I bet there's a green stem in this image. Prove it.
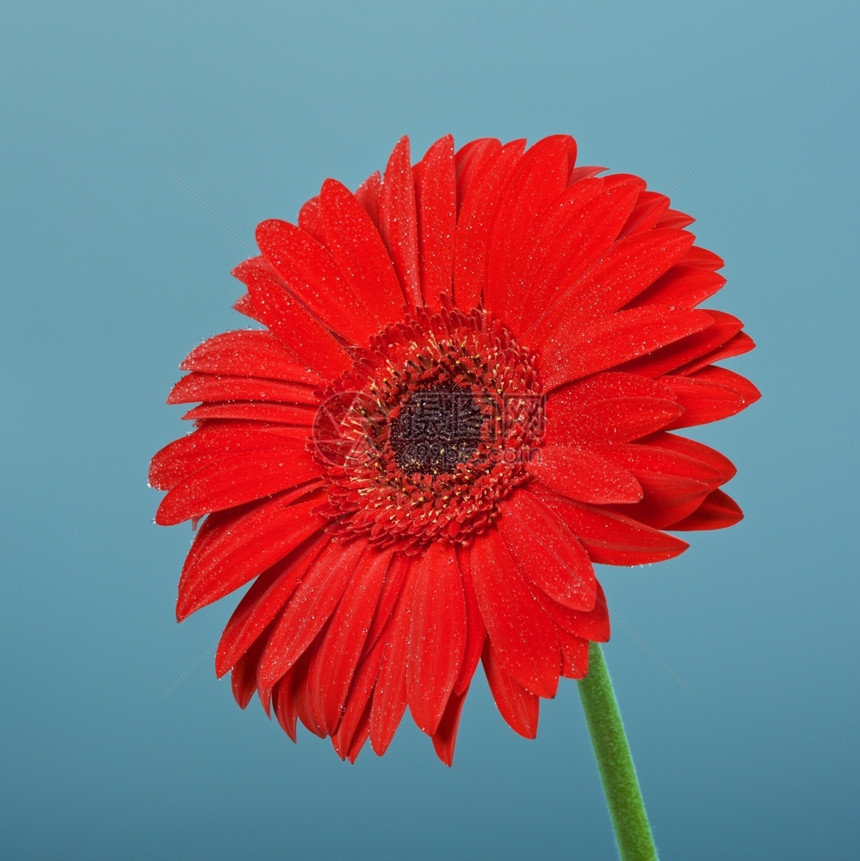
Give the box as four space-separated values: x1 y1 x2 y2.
578 644 658 861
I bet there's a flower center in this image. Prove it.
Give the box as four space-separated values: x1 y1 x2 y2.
388 381 484 475
312 306 544 551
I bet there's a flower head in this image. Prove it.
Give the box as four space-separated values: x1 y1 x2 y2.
150 135 758 764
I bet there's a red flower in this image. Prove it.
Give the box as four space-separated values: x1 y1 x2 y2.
151 135 758 764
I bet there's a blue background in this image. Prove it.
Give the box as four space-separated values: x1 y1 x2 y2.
3 1 858 858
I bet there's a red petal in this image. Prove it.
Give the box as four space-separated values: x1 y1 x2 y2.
406 543 467 735
232 258 352 379
568 165 606 183
670 488 743 530
559 633 590 679
528 445 643 505
354 171 383 228
602 173 646 195
677 331 756 374
687 365 760 405
618 309 744 378
619 190 671 237
610 467 713 530
546 374 684 444
255 219 379 343
272 674 299 741
291 653 326 737
230 634 268 709
431 687 468 766
541 306 713 390
661 371 757 428
181 402 316 426
257 538 367 693
307 545 393 734
150 425 308 490
593 440 732 488
298 626 341 736
233 291 264 325
379 136 421 306
683 246 723 269
630 265 726 310
454 137 502 204
520 180 642 338
363 554 412 653
560 228 695 322
453 139 526 310
482 642 539 738
656 207 695 229
180 330 324 386
484 135 577 326
215 538 329 677
370 569 415 755
453 544 486 696
176 492 327 620
537 490 689 565
342 709 372 763
298 196 326 242
167 372 319 406
156 442 320 525
550 370 676 407
497 490 598 610
318 178 406 323
534 579 610 643
639 432 737 481
507 177 606 331
467 529 560 698
330 634 386 760
413 135 456 310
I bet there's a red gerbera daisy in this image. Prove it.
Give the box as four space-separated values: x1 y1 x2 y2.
151 134 758 765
